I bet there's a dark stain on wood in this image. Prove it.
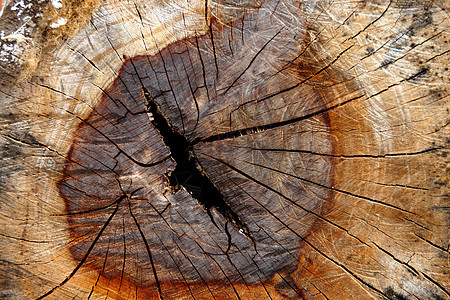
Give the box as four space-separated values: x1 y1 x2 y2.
54 0 343 298
143 86 253 241
385 287 409 300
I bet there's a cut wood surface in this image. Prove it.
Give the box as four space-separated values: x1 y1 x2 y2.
0 0 448 299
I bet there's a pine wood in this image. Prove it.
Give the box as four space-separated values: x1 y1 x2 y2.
0 0 448 299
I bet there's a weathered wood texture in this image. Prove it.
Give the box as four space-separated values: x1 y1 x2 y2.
0 0 448 299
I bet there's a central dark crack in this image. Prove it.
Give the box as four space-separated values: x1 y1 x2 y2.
143 88 252 239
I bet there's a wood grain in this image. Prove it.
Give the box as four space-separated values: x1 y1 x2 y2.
0 0 448 299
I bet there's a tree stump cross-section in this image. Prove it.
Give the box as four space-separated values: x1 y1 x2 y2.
57 2 333 297
0 0 448 299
